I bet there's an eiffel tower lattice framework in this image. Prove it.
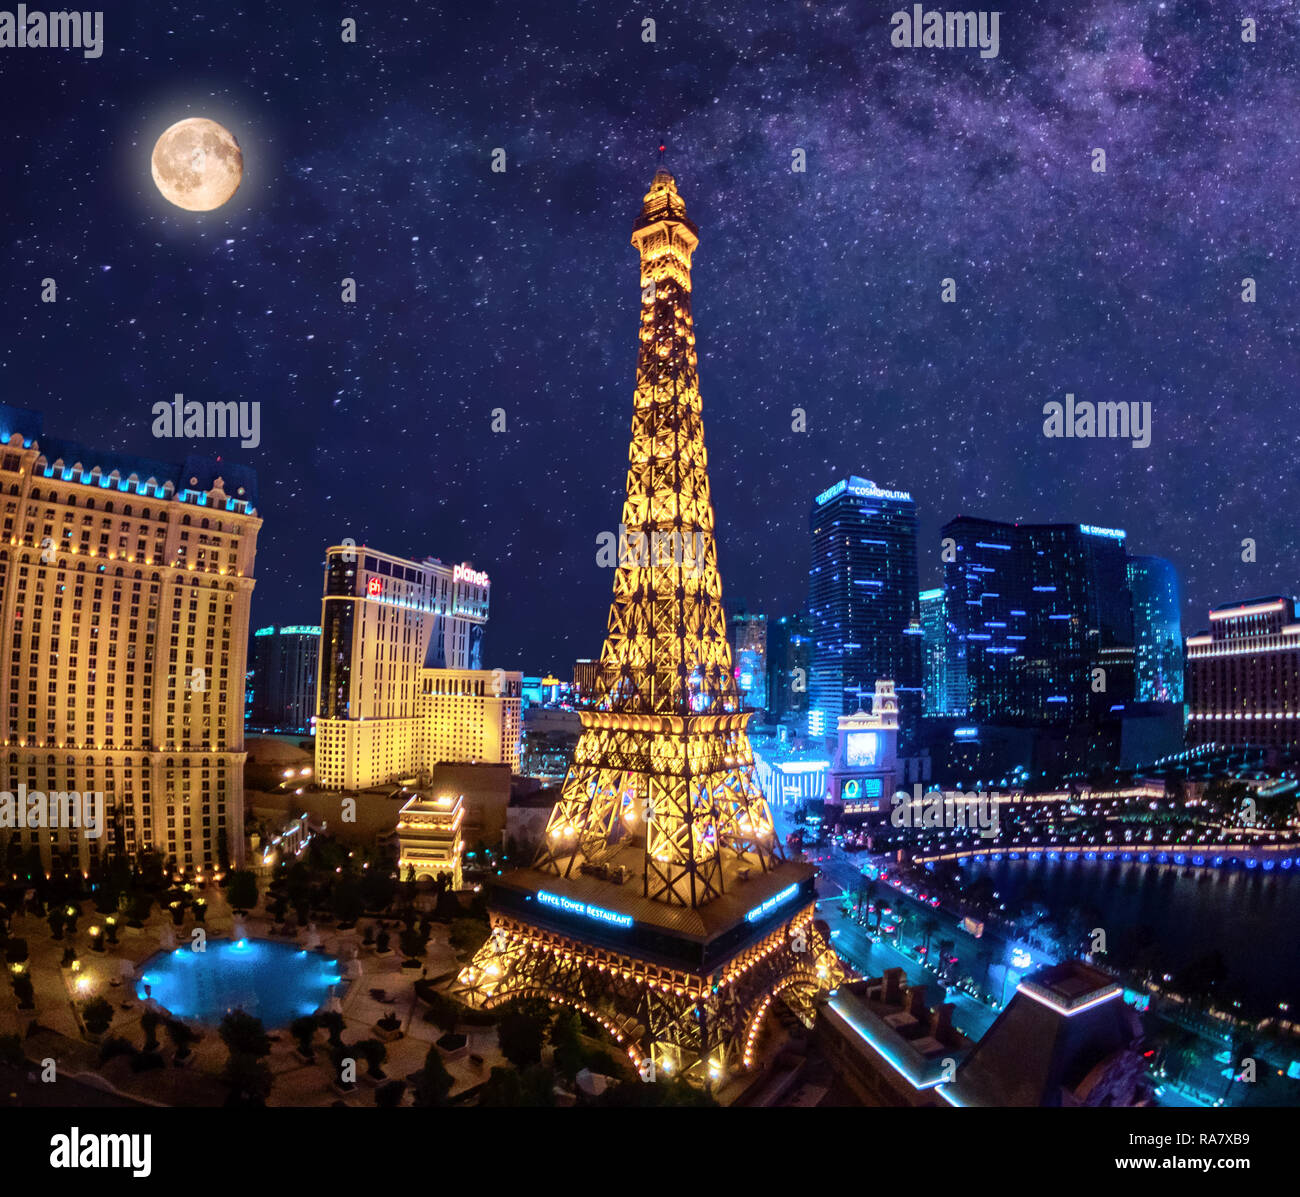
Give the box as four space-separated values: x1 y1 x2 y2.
454 169 843 1086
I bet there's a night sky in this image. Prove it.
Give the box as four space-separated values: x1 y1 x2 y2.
3 1 1298 674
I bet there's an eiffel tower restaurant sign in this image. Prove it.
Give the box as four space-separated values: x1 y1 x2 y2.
453 169 844 1085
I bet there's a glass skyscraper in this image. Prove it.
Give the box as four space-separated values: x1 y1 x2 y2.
940 518 1135 725
248 624 321 733
920 587 958 715
1127 555 1184 703
807 477 921 745
766 611 812 722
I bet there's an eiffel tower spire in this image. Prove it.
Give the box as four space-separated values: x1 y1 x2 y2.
534 170 779 907
453 171 843 1083
603 168 728 715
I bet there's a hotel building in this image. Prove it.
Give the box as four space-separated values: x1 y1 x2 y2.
314 545 520 789
0 403 259 876
808 477 922 746
920 587 957 716
1186 596 1300 749
248 623 319 733
824 680 900 824
1127 555 1184 704
766 611 812 723
940 518 1135 726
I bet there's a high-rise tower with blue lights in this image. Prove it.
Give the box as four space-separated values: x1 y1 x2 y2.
807 477 922 747
1127 555 1183 704
940 518 1135 726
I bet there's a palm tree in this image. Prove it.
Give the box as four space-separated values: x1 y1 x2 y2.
975 949 993 1001
920 917 939 965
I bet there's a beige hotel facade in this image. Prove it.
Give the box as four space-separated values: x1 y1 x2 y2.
0 404 259 878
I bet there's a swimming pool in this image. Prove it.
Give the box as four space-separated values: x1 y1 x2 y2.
136 938 343 1028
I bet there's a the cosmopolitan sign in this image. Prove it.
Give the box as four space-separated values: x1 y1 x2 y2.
744 883 799 924
454 563 489 587
1079 524 1126 541
815 478 913 507
538 890 633 929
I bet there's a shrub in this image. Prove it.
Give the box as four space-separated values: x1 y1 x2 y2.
0 1033 27 1067
98 1035 136 1065
82 997 114 1036
412 1045 454 1107
218 1010 271 1060
290 1015 318 1059
448 918 490 959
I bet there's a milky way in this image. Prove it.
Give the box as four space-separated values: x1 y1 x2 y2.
1 0 1296 670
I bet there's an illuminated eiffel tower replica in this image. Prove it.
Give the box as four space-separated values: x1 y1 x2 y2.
453 169 842 1084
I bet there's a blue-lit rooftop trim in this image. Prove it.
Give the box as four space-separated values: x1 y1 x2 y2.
828 995 959 1093
39 463 255 514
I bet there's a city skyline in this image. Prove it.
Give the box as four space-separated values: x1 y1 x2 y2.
3 2 1297 674
1 0 1298 1128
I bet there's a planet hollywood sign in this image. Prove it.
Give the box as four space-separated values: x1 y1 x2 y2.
454 563 489 588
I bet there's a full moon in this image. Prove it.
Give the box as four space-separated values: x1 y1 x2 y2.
150 117 243 212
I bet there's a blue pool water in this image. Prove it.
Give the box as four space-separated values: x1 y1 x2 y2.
136 938 343 1028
